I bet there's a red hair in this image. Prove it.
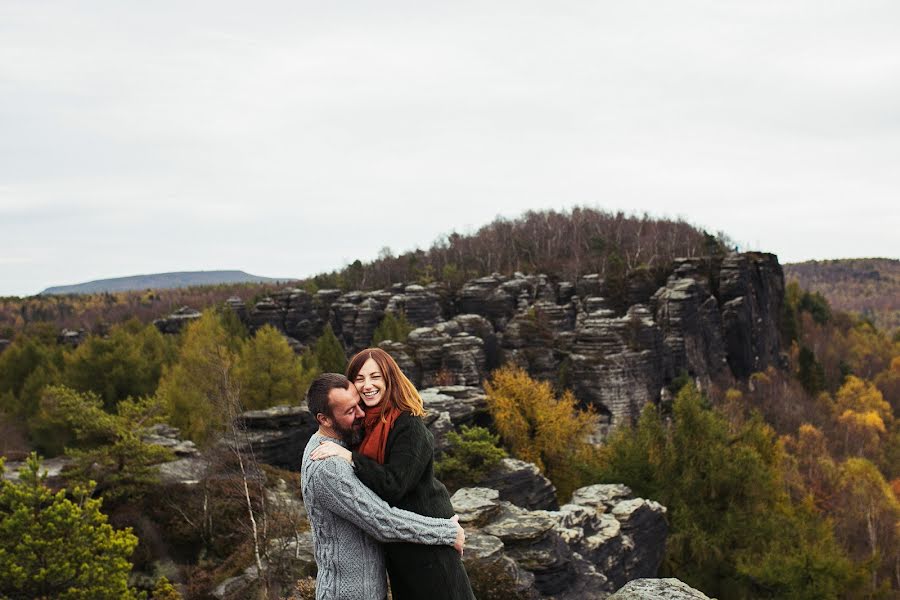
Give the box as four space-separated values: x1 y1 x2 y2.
346 347 425 420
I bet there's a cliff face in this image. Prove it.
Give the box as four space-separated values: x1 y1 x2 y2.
229 251 785 431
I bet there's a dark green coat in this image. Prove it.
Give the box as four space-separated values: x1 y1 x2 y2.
353 412 475 600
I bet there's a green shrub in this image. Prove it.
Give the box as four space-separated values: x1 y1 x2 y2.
435 426 507 492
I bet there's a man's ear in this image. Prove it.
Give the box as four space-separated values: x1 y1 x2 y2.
315 412 331 427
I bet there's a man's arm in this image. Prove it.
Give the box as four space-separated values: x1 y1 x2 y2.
310 457 458 546
351 414 431 505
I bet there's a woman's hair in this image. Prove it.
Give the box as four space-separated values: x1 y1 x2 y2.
346 347 425 419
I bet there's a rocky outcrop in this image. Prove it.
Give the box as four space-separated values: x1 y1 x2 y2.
230 405 320 471
0 338 9 354
480 458 559 511
419 386 490 428
154 306 201 334
452 483 667 598
58 328 87 347
143 424 199 457
166 251 785 433
718 253 784 378
651 265 727 386
608 578 712 600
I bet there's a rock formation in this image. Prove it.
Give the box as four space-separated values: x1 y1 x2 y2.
195 252 786 433
153 306 202 334
452 483 668 599
608 578 712 600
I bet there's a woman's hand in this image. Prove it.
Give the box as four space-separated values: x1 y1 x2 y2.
310 440 352 463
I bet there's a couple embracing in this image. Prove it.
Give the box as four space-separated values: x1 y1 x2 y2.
300 347 476 600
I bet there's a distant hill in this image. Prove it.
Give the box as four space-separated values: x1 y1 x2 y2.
784 258 900 333
40 270 292 295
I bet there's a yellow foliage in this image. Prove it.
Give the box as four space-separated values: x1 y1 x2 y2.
484 364 598 499
834 376 892 425
837 410 886 434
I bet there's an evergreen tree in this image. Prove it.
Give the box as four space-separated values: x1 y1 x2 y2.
0 334 64 419
0 454 141 599
312 323 347 374
434 426 507 492
798 345 826 396
371 310 414 345
234 325 316 410
594 385 859 599
63 320 173 411
155 311 235 445
35 386 173 505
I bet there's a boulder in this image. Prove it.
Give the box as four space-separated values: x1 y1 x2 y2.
143 424 199 457
419 386 488 428
608 578 712 600
480 458 559 511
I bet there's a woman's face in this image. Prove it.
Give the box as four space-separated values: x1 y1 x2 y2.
354 357 385 408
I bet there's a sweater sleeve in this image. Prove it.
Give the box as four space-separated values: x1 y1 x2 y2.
309 456 457 546
352 414 432 505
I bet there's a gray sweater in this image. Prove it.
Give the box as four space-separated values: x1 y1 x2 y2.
301 433 458 600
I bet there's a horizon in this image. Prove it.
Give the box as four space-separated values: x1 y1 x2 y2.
2 1 899 297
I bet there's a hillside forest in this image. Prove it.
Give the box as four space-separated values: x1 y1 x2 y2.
785 258 900 334
0 208 898 599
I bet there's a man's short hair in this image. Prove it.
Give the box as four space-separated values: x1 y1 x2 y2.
306 373 351 418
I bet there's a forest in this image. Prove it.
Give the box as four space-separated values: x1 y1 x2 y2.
785 258 900 334
0 209 897 599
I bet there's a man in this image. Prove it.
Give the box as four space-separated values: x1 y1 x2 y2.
301 373 465 600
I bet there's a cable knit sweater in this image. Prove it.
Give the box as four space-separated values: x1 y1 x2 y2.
301 432 458 600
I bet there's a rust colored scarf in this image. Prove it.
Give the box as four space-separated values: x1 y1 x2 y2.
358 403 402 464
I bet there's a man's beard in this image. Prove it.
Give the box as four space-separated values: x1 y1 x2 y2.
333 418 364 447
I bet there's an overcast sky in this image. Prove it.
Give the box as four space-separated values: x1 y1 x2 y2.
1 1 898 297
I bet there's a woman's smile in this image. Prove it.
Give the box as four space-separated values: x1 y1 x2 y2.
356 357 385 407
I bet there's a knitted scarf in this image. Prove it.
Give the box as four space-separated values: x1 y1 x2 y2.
358 402 402 464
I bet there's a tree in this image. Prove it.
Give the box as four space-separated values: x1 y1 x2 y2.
63 320 173 411
832 376 893 460
435 426 507 492
371 310 414 346
311 323 347 374
234 325 315 410
832 458 900 591
484 365 597 499
0 334 64 420
0 454 141 599
155 311 235 445
35 385 173 505
798 345 826 396
594 385 859 599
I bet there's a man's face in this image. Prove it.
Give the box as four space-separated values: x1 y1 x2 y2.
323 385 365 445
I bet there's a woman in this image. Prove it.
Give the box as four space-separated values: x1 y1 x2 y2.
310 347 475 600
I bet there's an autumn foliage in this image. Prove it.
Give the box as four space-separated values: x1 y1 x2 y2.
484 365 599 500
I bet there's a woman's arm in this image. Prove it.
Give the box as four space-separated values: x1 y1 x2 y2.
353 414 433 505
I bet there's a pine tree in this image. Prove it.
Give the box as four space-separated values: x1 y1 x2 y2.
312 323 347 374
63 320 172 411
35 386 173 505
371 310 414 345
595 384 860 598
155 311 235 445
234 325 316 410
0 454 141 599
